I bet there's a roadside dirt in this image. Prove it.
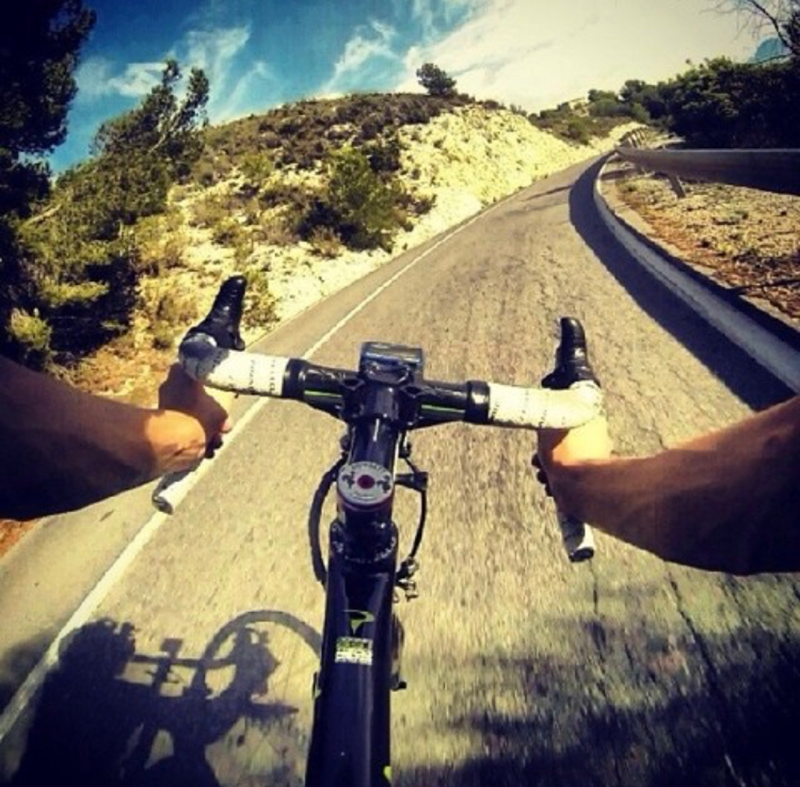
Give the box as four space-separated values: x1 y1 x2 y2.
0 520 35 556
608 165 800 325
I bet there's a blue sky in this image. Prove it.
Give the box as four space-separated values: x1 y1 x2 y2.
52 0 765 172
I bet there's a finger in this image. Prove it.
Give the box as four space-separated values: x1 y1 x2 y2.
536 474 553 496
205 435 223 459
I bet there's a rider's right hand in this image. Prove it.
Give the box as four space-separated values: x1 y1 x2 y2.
534 417 614 519
533 317 612 508
536 417 614 473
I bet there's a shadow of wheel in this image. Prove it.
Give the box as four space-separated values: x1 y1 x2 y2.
142 610 322 787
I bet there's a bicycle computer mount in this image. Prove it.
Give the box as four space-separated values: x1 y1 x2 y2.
359 342 425 380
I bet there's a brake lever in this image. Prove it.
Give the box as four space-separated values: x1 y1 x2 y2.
152 276 247 514
538 317 600 563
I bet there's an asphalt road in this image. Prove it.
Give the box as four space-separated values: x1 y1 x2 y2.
1 157 799 786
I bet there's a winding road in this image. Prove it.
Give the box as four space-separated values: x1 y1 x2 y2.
1 157 798 786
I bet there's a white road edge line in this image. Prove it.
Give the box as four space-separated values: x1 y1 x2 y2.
0 197 506 744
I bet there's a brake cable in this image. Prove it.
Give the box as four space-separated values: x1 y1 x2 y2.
394 453 428 600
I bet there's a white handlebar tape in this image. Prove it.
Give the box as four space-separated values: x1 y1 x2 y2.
152 462 201 515
153 337 605 521
557 512 596 562
487 380 602 429
179 335 290 396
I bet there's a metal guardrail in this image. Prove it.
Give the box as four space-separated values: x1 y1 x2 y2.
614 146 800 196
594 173 800 390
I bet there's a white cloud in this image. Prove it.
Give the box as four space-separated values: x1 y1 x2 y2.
184 26 251 89
214 60 278 121
75 25 251 109
409 0 485 38
180 25 254 119
322 20 400 94
110 62 167 97
395 0 760 111
75 57 114 98
410 0 437 36
75 57 164 99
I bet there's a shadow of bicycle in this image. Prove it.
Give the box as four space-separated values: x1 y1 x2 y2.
7 611 321 787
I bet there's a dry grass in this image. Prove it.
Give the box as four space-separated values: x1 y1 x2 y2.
614 172 800 321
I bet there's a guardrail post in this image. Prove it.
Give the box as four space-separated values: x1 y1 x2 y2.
667 174 686 198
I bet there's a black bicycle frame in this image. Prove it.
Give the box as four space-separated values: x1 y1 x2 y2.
174 278 598 786
305 383 404 787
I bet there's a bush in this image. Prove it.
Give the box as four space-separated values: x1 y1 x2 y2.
416 63 457 98
190 195 229 229
412 193 436 215
301 147 403 251
367 136 402 174
193 159 217 186
327 147 402 249
308 226 342 258
133 213 187 275
211 216 244 246
243 264 277 330
16 215 138 359
8 308 52 367
588 98 631 118
148 288 197 349
564 117 592 144
238 150 273 185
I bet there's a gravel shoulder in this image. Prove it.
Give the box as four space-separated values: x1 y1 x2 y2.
604 160 800 330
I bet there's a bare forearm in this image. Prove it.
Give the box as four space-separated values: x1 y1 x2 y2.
0 358 205 519
550 397 800 574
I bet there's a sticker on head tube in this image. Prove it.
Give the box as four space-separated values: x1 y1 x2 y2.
335 636 374 666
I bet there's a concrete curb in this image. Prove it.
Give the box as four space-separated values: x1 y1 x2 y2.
593 158 800 392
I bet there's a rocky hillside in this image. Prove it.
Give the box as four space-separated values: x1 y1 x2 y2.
73 95 637 399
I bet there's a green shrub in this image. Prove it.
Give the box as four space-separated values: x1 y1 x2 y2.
193 159 217 186
211 217 244 246
260 209 301 245
413 193 436 215
588 98 631 118
148 289 197 349
564 117 592 144
152 323 176 350
232 230 254 267
309 226 342 258
238 150 274 185
319 147 403 250
242 264 277 330
16 216 139 359
155 290 196 325
8 309 52 367
190 195 228 229
134 213 187 274
367 136 402 174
